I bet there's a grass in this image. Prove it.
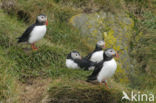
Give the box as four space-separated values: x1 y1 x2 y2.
0 0 155 102
0 0 125 102
0 47 20 103
48 79 123 103
125 0 156 90
0 3 117 102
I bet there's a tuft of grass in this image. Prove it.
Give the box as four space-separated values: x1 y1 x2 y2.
48 79 123 103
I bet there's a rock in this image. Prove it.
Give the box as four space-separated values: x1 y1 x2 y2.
1 0 16 14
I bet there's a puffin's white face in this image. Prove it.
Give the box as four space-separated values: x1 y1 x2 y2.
105 48 116 58
37 14 48 25
97 40 105 48
71 52 81 59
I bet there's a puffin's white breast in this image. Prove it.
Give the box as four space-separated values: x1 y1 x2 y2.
66 59 79 69
28 25 47 44
97 59 117 83
90 51 104 63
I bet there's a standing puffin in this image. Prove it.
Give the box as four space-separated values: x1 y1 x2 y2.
84 40 106 63
87 48 119 87
17 14 48 50
66 51 96 70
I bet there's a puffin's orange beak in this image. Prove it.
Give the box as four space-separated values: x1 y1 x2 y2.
46 20 48 25
115 52 119 58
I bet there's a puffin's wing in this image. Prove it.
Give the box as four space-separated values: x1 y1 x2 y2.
74 59 88 68
17 24 35 43
87 61 103 81
74 58 96 69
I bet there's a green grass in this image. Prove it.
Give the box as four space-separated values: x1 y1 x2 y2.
0 1 125 102
0 0 156 102
126 0 156 90
0 47 20 103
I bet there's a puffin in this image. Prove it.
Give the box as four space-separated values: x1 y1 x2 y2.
87 48 119 87
17 14 48 50
84 40 106 63
66 51 96 70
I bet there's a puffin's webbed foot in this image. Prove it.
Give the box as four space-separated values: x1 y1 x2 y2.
31 43 38 50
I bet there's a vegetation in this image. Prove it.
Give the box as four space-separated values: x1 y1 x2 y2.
0 0 155 103
125 0 156 90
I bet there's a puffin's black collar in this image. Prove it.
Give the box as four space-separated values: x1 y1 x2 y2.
94 45 103 52
103 53 113 61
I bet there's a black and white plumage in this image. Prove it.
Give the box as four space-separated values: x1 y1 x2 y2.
66 51 96 70
17 14 48 50
87 48 118 84
84 40 105 63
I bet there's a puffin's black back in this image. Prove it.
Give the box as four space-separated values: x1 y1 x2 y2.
17 24 35 43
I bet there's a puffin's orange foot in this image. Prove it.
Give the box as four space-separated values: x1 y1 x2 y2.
31 43 38 50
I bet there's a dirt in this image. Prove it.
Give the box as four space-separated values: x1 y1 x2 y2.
19 78 51 103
